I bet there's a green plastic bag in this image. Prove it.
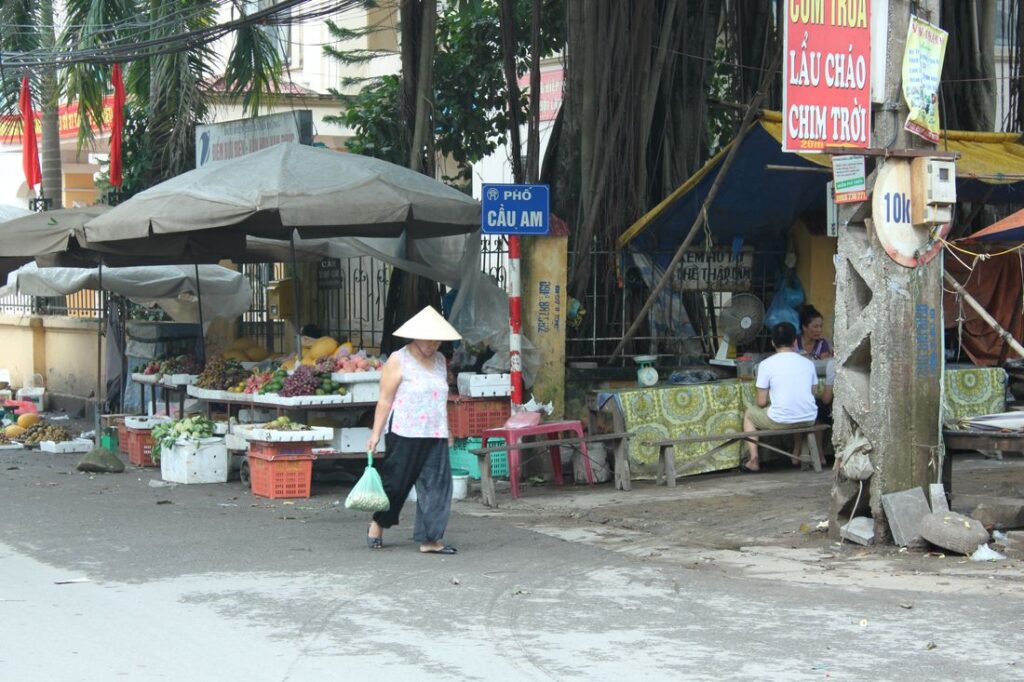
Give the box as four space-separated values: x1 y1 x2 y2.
345 451 390 512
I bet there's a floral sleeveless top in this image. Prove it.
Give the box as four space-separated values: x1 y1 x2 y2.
387 345 449 439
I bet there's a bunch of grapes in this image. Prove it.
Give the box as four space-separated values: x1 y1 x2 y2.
279 365 322 396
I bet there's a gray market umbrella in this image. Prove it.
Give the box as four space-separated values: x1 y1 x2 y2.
83 143 481 243
0 204 247 266
0 204 31 223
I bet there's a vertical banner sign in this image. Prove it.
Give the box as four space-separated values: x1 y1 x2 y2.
902 16 948 144
832 154 867 203
783 0 871 153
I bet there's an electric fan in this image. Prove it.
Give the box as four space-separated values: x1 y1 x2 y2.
709 294 765 366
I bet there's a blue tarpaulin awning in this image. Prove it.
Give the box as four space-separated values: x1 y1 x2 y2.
620 111 1024 255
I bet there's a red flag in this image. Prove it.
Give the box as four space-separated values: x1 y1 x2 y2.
18 76 41 191
110 64 125 188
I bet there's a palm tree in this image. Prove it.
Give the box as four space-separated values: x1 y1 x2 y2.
1 0 283 201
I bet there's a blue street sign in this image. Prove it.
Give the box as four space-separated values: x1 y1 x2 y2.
481 183 550 235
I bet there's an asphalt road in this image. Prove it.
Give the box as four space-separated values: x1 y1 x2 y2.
1 447 1022 681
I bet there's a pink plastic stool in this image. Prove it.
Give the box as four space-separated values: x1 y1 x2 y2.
480 420 594 498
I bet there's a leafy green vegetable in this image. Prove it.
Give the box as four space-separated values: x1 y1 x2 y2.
151 416 216 462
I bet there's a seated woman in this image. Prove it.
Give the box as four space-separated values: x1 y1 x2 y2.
797 305 832 359
741 322 819 472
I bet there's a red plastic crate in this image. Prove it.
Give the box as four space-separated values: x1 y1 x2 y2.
116 420 129 455
447 395 511 438
126 428 156 467
248 441 314 459
248 451 314 499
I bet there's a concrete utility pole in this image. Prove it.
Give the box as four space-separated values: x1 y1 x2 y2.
830 0 944 542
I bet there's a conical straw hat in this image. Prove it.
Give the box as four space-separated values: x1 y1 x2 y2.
393 305 462 341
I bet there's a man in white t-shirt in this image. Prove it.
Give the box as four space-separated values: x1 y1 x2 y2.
741 322 818 472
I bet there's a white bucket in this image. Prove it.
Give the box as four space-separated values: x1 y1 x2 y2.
451 468 470 500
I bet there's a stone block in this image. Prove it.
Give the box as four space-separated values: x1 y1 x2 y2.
969 497 1024 530
998 530 1024 552
881 487 931 547
928 483 949 512
840 516 875 545
919 511 990 555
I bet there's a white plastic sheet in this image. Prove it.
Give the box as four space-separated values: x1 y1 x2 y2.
0 262 251 323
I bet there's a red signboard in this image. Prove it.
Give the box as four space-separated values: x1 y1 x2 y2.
782 0 871 153
0 95 115 144
517 66 564 123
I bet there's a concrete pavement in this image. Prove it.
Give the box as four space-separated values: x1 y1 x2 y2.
1 447 1022 681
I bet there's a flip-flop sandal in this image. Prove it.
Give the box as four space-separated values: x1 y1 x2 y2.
367 525 383 550
420 545 457 555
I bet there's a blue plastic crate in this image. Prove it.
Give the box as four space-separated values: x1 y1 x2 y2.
449 437 508 479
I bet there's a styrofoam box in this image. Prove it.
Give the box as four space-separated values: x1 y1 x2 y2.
457 372 512 397
160 437 228 484
16 387 47 411
40 438 93 453
238 408 274 423
331 370 382 384
163 373 199 386
349 382 380 403
239 425 334 443
186 385 220 400
213 422 229 436
131 373 161 385
125 415 171 430
224 433 248 451
335 427 385 453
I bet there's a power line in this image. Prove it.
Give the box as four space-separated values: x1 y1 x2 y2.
1 0 364 69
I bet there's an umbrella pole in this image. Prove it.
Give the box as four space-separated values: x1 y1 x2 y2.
289 232 304 357
194 262 207 363
95 262 103 448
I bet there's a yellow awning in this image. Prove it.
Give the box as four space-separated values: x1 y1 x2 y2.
758 110 1024 183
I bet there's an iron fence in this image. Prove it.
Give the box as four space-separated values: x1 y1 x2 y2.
566 248 786 364
240 263 287 352
0 233 784 365
318 256 390 351
0 290 105 318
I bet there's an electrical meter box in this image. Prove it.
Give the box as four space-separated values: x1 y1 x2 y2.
911 157 956 226
266 278 294 320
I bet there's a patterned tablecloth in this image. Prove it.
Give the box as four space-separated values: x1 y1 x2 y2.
612 367 1006 479
943 366 1007 424
615 380 757 479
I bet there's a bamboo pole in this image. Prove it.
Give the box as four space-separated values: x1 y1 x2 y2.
944 270 1024 358
609 49 781 361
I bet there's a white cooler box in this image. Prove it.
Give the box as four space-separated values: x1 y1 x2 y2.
160 437 229 484
16 387 47 412
334 427 385 454
457 372 512 397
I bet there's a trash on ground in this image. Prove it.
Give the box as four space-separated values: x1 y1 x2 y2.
969 543 1007 562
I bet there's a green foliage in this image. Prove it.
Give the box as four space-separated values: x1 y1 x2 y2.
224 22 283 116
327 0 564 185
707 41 739 157
327 75 407 167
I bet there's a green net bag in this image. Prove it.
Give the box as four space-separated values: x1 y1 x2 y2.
345 451 390 512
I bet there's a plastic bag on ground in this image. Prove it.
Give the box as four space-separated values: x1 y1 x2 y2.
345 454 390 512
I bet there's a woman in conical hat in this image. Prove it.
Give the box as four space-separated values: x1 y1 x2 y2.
366 305 461 555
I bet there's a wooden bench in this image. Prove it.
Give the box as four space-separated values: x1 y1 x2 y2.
469 431 633 507
644 424 830 487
